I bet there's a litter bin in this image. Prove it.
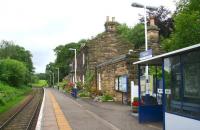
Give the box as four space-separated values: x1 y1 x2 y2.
71 88 77 98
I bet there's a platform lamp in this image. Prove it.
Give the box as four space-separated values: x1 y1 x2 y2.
56 67 59 90
131 2 157 94
69 48 77 89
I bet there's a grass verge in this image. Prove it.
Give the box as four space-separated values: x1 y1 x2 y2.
31 80 47 87
0 83 31 115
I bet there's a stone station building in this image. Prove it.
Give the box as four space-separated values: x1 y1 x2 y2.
69 16 162 104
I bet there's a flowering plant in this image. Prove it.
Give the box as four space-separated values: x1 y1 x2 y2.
132 100 139 106
68 82 74 87
132 97 139 113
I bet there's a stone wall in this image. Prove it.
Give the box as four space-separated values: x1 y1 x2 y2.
96 54 139 104
70 16 164 103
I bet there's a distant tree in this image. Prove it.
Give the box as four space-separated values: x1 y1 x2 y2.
130 24 145 48
36 73 46 80
139 6 174 38
0 59 28 87
116 23 144 48
162 0 200 51
0 40 34 72
53 42 81 80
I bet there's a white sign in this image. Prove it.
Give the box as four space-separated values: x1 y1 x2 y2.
158 88 163 94
157 89 171 94
165 89 171 94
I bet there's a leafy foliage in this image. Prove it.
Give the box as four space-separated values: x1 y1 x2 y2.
83 70 94 92
0 83 31 113
78 89 90 97
116 23 144 48
100 93 113 102
31 80 47 87
139 6 174 38
0 40 34 72
162 0 200 51
0 59 28 87
46 41 82 85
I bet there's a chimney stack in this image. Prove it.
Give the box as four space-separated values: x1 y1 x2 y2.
149 16 155 26
106 16 109 22
112 17 115 22
105 16 118 32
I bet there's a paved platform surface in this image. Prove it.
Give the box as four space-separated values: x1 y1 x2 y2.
40 89 59 130
39 88 163 130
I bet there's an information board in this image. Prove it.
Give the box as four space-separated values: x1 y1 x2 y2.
118 75 128 92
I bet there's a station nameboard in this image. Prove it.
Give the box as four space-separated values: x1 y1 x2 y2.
139 49 152 60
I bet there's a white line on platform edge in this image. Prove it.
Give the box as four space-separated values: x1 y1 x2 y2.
35 88 46 130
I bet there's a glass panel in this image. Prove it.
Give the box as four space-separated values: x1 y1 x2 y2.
182 50 200 119
140 66 162 106
164 56 182 113
165 49 200 120
119 75 127 92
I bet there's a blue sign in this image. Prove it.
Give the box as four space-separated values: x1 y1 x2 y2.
139 49 152 60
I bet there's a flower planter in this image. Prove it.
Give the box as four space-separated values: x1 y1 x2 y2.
132 105 138 113
132 97 139 113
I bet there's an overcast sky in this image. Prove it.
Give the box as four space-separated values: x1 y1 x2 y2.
0 0 177 73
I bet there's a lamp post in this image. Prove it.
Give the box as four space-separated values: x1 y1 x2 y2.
49 74 52 87
131 2 157 94
56 67 59 90
69 48 77 89
52 72 55 87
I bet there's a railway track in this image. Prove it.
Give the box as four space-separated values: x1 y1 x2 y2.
0 88 44 130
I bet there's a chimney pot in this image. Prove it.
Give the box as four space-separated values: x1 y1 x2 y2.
150 16 155 26
112 17 115 22
106 16 109 22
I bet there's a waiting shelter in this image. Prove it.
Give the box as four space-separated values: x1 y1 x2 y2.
133 44 200 130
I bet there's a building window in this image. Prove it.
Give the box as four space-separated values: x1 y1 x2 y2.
165 49 200 120
83 53 85 65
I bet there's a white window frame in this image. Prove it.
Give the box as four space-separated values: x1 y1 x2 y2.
83 53 85 65
98 73 101 90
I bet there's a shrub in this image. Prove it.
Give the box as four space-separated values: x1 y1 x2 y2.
58 80 68 90
101 93 113 102
78 90 90 97
83 70 94 92
76 81 84 90
0 59 28 87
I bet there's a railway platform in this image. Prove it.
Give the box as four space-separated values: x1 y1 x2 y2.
36 88 162 130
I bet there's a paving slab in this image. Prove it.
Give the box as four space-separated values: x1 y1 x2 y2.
41 89 59 130
50 88 163 130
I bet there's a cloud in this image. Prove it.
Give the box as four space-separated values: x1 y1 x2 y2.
0 0 176 73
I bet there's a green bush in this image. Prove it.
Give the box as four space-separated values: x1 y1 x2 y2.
31 80 48 87
78 90 90 97
101 93 113 102
133 97 138 102
58 80 68 90
0 82 31 106
0 59 28 87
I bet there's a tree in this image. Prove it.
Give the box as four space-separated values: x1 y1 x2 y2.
162 0 200 51
116 23 144 48
36 73 46 80
0 40 34 72
53 42 81 79
139 6 174 38
0 59 28 87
